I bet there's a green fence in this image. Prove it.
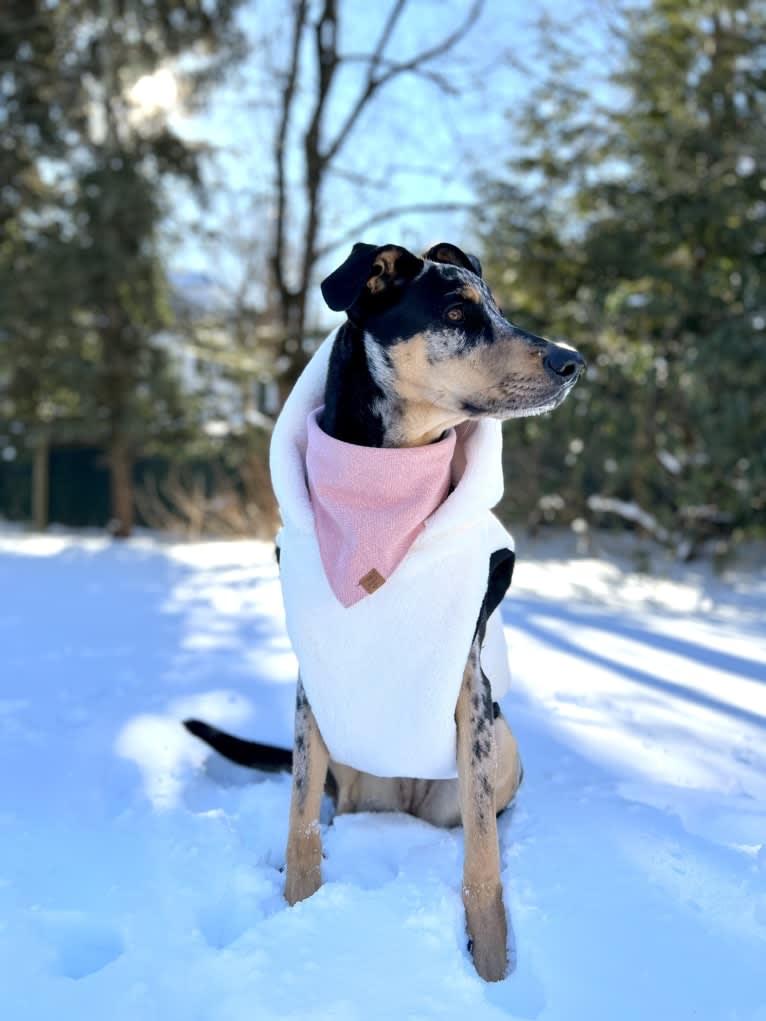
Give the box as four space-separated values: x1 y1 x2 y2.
0 447 225 529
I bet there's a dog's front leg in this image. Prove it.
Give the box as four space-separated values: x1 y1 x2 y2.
456 637 509 982
285 678 329 905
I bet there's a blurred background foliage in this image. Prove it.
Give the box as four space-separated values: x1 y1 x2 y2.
481 0 766 554
0 0 763 554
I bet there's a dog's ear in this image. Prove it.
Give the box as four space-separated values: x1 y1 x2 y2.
423 242 483 279
321 243 424 312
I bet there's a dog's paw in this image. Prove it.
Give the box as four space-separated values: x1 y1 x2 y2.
285 828 323 905
470 930 508 983
284 865 322 906
464 888 509 982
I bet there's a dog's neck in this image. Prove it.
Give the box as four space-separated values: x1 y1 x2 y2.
320 322 463 448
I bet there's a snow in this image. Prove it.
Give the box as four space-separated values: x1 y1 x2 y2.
1 526 765 1020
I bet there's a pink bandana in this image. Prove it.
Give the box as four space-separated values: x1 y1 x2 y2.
305 408 456 607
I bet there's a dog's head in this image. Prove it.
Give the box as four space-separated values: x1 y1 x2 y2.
321 242 584 422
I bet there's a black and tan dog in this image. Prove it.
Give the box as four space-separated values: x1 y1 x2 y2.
185 241 583 982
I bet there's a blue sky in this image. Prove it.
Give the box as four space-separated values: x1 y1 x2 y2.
168 0 611 316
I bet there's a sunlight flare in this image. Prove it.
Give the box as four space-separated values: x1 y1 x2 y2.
128 67 179 118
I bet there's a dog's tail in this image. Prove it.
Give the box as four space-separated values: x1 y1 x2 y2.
183 719 293 772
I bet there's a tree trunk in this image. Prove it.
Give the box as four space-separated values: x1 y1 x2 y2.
32 430 49 532
109 434 134 538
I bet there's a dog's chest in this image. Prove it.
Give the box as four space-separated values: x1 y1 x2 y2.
278 511 512 780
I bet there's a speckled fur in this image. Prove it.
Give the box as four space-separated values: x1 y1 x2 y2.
284 243 583 981
189 242 583 983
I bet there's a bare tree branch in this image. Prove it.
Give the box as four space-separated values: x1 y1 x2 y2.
265 0 487 398
327 159 460 195
404 65 461 95
316 201 475 258
321 0 485 167
328 166 387 189
339 54 460 94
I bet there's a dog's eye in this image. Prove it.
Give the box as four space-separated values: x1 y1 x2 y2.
446 305 464 322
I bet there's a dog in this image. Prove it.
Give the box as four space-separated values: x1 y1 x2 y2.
185 241 584 982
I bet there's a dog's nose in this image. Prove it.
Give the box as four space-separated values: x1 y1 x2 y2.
543 344 585 380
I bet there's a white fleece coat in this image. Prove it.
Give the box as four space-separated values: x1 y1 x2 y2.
270 328 514 780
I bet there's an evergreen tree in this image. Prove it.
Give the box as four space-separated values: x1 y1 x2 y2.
479 0 766 547
0 0 244 535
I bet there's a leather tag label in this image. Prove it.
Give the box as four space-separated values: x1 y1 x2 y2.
358 568 386 594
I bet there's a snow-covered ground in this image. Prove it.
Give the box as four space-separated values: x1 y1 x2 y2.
1 527 765 1020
